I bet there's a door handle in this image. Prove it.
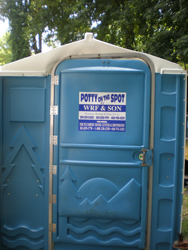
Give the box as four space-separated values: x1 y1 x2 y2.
141 148 148 167
139 148 153 167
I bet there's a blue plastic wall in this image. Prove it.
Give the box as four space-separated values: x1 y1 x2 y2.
0 76 51 250
150 73 185 250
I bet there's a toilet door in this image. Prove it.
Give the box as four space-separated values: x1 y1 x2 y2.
53 59 151 250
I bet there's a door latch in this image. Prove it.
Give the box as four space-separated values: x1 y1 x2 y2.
139 148 152 167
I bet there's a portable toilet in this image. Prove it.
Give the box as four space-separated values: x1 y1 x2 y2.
0 33 187 250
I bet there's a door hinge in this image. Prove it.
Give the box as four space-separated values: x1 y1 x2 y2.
50 105 58 115
141 148 153 167
50 165 57 175
49 223 56 232
49 194 56 204
51 75 59 85
50 135 58 145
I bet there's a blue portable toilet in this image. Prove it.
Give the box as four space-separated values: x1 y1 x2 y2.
0 33 187 250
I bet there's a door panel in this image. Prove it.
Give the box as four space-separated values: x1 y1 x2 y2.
59 67 149 146
53 59 151 250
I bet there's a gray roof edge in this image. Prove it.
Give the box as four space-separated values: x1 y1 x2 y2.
0 33 186 76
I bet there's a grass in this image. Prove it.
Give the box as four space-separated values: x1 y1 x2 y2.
182 186 188 237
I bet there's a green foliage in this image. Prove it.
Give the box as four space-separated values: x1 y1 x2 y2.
140 0 188 68
0 0 46 61
182 187 188 238
0 32 12 65
0 0 31 60
0 0 188 68
41 0 91 45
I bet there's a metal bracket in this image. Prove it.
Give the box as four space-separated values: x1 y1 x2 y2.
141 148 153 167
49 194 56 204
50 106 58 115
51 75 59 85
49 223 56 232
161 68 187 75
50 135 58 145
50 165 57 175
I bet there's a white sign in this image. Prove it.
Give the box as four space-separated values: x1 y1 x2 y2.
79 92 126 132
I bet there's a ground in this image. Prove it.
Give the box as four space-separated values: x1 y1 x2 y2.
182 185 188 237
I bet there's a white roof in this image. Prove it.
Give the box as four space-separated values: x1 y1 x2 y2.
0 33 186 76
